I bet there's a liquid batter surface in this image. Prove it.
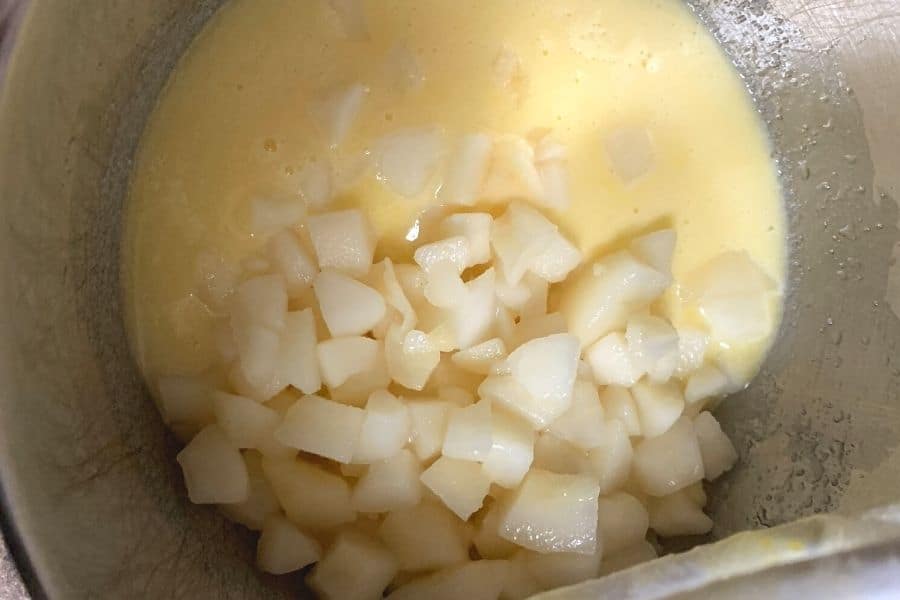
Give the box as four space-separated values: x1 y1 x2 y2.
124 0 785 382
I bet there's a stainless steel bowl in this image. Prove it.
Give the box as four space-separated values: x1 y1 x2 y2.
0 1 898 597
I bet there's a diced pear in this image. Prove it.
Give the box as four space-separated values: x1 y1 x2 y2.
688 252 776 344
228 362 284 404
385 327 441 391
408 400 452 461
440 134 493 206
262 456 355 529
699 295 772 345
230 274 288 385
688 250 776 298
675 327 709 377
257 514 321 575
629 229 676 281
315 270 386 336
387 560 509 600
308 529 399 600
317 336 380 389
585 332 643 387
626 315 679 383
549 380 606 450
502 553 543 600
495 305 517 348
604 126 655 184
424 261 467 308
375 127 445 198
586 419 633 494
212 392 284 452
490 203 557 285
177 425 249 504
451 268 497 350
596 492 649 554
529 232 582 283
648 490 713 537
537 160 570 210
496 271 532 313
693 411 738 480
312 82 366 147
233 324 282 392
308 209 376 277
329 345 392 407
275 395 365 463
482 134 544 203
267 230 317 296
684 364 730 415
473 501 518 559
452 338 508 375
249 198 306 238
379 258 418 332
525 550 603 590
354 390 410 463
509 312 567 350
352 449 422 513
421 456 491 520
414 236 470 274
507 334 579 426
532 433 589 475
393 263 428 305
520 273 549 318
277 309 321 395
633 417 704 496
440 212 493 266
478 376 540 431
499 469 600 555
157 375 214 428
483 409 535 488
599 386 641 436
597 541 657 576
379 503 470 571
442 399 493 462
220 451 281 530
560 250 669 348
631 380 684 438
297 158 333 209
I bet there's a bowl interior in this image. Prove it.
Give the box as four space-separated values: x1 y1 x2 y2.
0 0 899 596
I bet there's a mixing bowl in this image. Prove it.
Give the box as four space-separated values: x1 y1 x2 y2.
1 1 899 597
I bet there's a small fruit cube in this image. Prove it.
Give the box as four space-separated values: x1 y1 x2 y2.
451 338 508 375
385 327 441 391
440 134 493 206
483 409 535 488
693 411 738 480
375 127 445 198
585 419 633 494
317 336 380 389
275 395 364 463
473 501 518 559
408 400 452 461
308 529 399 600
585 332 644 387
596 492 649 554
261 456 356 529
314 270 386 336
633 417 704 496
421 456 491 520
414 236 471 274
599 386 641 436
220 451 281 530
548 380 606 450
353 390 410 463
267 230 318 297
177 425 249 504
440 212 493 266
157 374 214 428
278 309 322 395
307 209 376 277
379 503 469 571
352 449 422 513
648 490 713 537
387 560 509 600
257 514 321 575
507 334 580 426
499 469 600 555
443 399 493 461
631 380 685 438
625 315 679 383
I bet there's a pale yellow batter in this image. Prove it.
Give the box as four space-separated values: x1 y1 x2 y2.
123 0 785 382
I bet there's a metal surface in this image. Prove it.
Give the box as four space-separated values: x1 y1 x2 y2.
0 0 898 598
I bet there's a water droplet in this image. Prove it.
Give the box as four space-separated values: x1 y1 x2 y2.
263 138 278 152
822 118 833 129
